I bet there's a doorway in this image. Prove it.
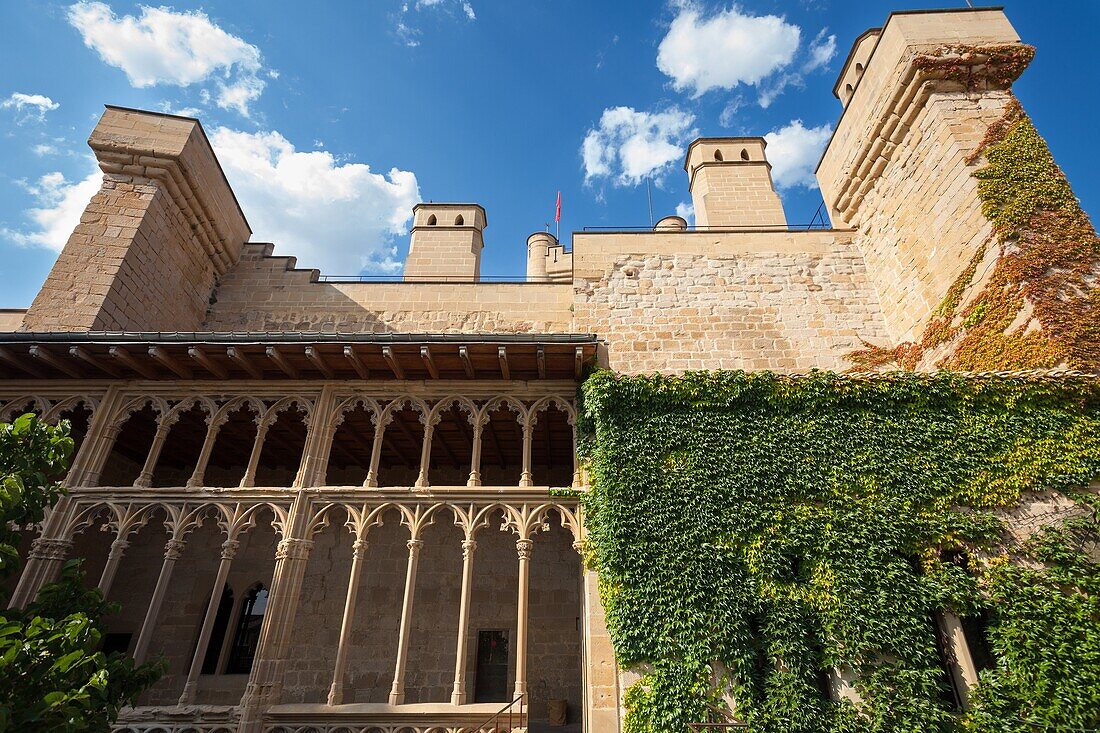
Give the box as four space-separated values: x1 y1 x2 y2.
474 629 509 702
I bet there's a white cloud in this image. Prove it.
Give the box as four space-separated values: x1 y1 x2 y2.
582 106 697 187
209 127 420 274
32 144 59 156
398 0 475 45
764 120 832 190
67 2 266 116
718 96 744 127
657 3 800 97
1 93 60 123
675 201 694 225
2 161 102 251
804 29 837 72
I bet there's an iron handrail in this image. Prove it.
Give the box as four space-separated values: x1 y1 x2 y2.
477 693 526 732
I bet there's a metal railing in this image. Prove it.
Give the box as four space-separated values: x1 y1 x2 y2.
477 693 526 732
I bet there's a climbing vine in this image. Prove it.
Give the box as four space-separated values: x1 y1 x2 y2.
578 370 1100 732
847 60 1100 373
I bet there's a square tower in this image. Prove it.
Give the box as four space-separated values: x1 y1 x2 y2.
404 203 486 281
684 137 787 228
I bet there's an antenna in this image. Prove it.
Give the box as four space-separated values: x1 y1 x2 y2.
646 177 654 227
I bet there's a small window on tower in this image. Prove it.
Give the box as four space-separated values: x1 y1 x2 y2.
455 214 464 225
740 148 750 161
427 214 437 226
855 62 865 74
714 149 724 162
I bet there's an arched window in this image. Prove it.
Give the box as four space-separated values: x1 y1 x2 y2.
226 583 269 674
455 214 464 226
713 149 723 162
845 83 854 96
427 214 437 226
740 148 750 161
855 62 864 74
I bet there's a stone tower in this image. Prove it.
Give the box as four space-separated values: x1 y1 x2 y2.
404 203 486 280
684 137 787 228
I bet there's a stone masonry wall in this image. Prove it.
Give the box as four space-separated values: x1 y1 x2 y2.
837 91 1014 344
572 231 890 373
22 175 217 332
203 244 573 333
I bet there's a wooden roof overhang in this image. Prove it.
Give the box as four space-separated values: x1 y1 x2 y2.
0 332 598 382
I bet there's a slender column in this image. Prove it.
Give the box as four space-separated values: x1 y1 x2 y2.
328 538 367 706
364 423 386 487
450 538 477 704
519 422 534 487
179 538 239 705
97 537 130 595
134 421 173 488
133 538 186 663
239 423 270 488
513 538 533 698
8 537 72 609
84 425 122 486
187 421 224 487
415 424 435 488
388 538 424 705
467 421 484 487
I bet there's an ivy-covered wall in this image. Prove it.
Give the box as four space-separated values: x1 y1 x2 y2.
848 94 1100 373
578 370 1100 732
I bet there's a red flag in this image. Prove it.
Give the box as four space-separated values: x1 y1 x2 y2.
555 191 561 223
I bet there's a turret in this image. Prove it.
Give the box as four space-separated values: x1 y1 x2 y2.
404 203 486 280
684 137 787 228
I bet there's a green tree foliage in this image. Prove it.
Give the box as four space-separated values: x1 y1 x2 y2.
0 414 162 732
578 370 1100 733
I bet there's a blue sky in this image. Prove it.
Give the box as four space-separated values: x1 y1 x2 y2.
1 1 1096 307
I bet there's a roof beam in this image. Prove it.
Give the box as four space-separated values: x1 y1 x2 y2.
305 346 335 379
343 346 369 380
458 346 475 379
266 347 298 379
498 346 510 381
227 347 263 379
70 346 122 378
109 346 158 380
29 346 82 378
382 346 404 380
188 346 228 379
420 346 438 379
149 346 191 379
0 347 34 376
536 346 546 380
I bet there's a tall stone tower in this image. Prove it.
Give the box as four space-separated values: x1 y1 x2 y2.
404 203 486 280
684 137 787 228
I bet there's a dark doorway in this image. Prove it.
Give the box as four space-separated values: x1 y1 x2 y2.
474 629 510 702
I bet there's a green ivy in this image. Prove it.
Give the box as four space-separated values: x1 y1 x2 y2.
578 370 1100 733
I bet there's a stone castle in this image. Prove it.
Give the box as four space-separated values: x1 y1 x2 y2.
2 7 1094 733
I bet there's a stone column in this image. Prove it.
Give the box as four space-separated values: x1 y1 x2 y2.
133 538 186 663
187 419 225 488
520 422 534 487
134 419 174 488
571 421 582 488
450 538 477 704
83 424 122 486
179 538 239 705
467 419 484 487
328 538 367 706
415 423 436 488
388 538 424 705
8 536 72 609
239 422 271 488
513 538 533 698
364 421 386 487
97 537 130 596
